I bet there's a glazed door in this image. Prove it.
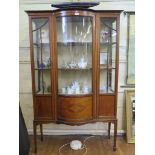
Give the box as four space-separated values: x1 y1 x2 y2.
56 16 93 95
99 17 117 94
31 17 54 120
32 18 51 95
55 11 95 123
97 14 119 118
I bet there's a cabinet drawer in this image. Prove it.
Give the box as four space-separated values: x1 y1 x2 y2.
35 96 53 120
58 96 93 122
98 95 115 117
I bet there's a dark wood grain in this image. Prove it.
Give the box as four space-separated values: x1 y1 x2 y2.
35 96 53 120
58 96 93 122
99 95 115 117
50 15 57 121
115 15 120 117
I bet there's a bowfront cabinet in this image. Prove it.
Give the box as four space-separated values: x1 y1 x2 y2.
27 9 120 153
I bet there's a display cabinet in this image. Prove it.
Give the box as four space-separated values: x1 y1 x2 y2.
27 9 120 153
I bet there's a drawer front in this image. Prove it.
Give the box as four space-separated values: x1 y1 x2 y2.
98 95 115 117
35 96 53 120
58 96 93 122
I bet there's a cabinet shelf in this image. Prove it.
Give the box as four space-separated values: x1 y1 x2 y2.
57 41 92 46
34 68 51 70
100 65 115 70
58 93 92 97
33 43 50 47
58 67 92 70
100 90 114 94
100 42 116 46
36 91 51 95
57 42 116 46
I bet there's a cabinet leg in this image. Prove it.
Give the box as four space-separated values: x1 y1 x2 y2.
40 124 43 141
113 120 117 151
108 122 111 139
33 122 37 153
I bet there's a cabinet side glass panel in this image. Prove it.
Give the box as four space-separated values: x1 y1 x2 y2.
56 16 93 95
100 18 117 93
32 18 51 94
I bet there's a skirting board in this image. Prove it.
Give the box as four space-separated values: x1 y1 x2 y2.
28 129 125 136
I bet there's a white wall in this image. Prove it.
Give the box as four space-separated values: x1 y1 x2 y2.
19 0 135 135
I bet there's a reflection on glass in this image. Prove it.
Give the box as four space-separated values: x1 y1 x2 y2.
32 18 51 94
56 16 92 95
99 18 117 93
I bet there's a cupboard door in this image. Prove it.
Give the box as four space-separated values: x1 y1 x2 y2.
98 95 115 117
32 18 52 95
35 96 53 119
99 17 117 94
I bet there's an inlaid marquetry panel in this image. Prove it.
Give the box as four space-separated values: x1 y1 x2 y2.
58 96 93 122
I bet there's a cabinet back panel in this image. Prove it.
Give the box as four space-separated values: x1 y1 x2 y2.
99 95 115 117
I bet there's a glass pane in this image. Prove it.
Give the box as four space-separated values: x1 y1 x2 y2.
56 16 92 95
32 18 51 94
100 18 117 93
100 70 107 93
35 70 51 94
108 69 115 93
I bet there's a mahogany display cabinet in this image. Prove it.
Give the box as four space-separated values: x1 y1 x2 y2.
26 8 120 153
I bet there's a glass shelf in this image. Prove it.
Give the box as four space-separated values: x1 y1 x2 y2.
58 67 92 70
57 42 116 47
99 86 115 94
100 89 115 94
100 42 116 46
58 92 93 96
33 42 49 46
57 42 92 46
36 91 51 95
100 65 115 70
35 67 51 70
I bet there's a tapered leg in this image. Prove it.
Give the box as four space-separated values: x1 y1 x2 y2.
113 120 117 151
40 124 43 141
33 121 37 153
108 122 111 139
